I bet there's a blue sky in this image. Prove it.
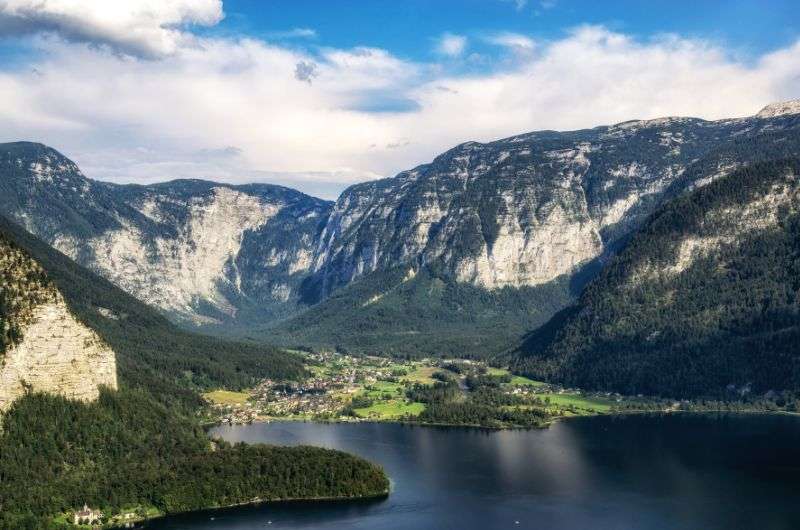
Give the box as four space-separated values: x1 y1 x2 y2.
0 1 798 198
216 0 799 61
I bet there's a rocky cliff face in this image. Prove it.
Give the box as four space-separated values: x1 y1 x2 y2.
0 143 331 325
306 104 800 300
0 233 117 412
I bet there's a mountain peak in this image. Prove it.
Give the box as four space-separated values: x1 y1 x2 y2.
755 99 800 118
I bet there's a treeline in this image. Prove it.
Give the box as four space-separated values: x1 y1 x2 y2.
514 159 800 398
0 391 389 529
407 378 550 428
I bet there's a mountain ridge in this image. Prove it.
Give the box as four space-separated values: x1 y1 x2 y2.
1 100 799 355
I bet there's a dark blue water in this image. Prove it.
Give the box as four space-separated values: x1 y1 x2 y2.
145 414 800 530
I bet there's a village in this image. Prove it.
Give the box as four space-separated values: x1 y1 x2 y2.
207 352 423 424
204 352 624 425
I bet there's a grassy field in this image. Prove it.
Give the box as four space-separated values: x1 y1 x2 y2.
354 400 425 419
402 365 439 385
535 392 614 413
488 367 546 387
354 379 426 420
203 390 251 406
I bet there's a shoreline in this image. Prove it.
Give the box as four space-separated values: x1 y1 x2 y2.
208 407 800 432
109 491 390 529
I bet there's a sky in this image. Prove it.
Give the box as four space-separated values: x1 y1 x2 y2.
0 1 798 199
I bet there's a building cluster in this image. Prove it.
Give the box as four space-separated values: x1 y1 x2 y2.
212 354 417 421
73 504 102 525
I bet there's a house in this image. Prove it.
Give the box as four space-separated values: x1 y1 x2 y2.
73 504 102 525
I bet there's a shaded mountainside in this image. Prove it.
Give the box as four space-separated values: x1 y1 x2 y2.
0 214 305 406
267 265 581 357
512 159 800 398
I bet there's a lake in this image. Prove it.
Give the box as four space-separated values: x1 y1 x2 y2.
144 414 800 530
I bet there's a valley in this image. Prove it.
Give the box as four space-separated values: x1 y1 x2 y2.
2 3 799 528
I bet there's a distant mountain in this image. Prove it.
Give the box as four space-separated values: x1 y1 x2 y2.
272 101 800 354
512 158 800 398
2 100 800 356
0 141 331 326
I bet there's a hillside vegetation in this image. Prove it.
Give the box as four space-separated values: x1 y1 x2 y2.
0 215 305 406
514 159 800 398
0 391 388 529
0 217 388 528
267 266 578 357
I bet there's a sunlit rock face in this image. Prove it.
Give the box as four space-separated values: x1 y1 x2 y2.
306 106 800 299
0 234 117 412
0 298 118 412
0 142 332 325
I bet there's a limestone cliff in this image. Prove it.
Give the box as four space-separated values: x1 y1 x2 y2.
0 234 117 412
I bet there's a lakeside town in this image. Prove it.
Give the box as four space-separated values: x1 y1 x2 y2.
203 352 624 425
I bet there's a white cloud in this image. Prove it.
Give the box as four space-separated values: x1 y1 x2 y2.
0 23 798 199
435 33 467 57
0 0 223 57
486 32 535 55
265 27 316 40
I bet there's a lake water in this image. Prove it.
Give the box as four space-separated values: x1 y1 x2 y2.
144 414 800 530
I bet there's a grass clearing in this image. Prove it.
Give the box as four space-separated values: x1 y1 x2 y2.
203 390 251 406
509 375 546 387
354 400 425 419
536 392 614 413
402 365 439 385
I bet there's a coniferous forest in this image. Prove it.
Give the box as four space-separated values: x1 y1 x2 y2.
514 159 800 398
0 216 388 529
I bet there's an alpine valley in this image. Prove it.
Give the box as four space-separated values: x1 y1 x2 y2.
3 98 800 528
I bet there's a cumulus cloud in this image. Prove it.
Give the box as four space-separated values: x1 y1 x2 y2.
0 23 798 198
435 33 467 57
0 0 223 57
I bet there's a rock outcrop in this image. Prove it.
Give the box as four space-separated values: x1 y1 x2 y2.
0 233 117 412
0 297 117 412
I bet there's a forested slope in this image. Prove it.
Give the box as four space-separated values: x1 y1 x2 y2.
0 218 387 529
0 214 305 405
514 159 800 398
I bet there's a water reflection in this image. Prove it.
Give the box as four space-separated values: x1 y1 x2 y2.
146 414 800 530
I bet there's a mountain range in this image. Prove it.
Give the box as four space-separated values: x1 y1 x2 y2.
1 100 799 360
